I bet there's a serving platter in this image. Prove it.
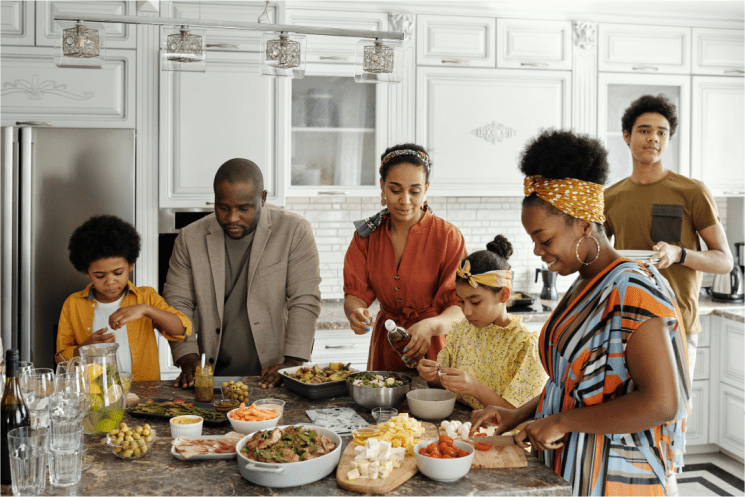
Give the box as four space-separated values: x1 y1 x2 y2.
127 398 229 426
279 362 358 400
508 292 536 307
171 435 237 461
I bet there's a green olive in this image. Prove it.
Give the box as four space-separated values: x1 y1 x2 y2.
117 432 125 440
109 429 120 437
132 433 141 441
138 439 146 446
122 449 133 458
135 426 143 434
113 447 122 453
124 435 134 442
146 435 154 442
142 429 150 437
144 424 151 431
141 446 148 454
222 381 228 388
133 448 141 457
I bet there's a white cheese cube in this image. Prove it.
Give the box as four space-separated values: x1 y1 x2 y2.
377 449 391 463
375 374 384 381
354 445 366 455
378 441 392 452
379 469 391 479
382 460 394 473
365 447 379 459
365 438 379 449
368 466 379 479
371 459 381 468
354 453 367 463
358 462 370 477
347 468 361 481
385 377 395 386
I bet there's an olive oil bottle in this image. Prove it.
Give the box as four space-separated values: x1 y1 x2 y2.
385 319 418 369
1 349 30 484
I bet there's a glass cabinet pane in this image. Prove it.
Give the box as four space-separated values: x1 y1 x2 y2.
605 84 682 187
291 76 376 187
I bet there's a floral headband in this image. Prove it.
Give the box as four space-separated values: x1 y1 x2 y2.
379 149 431 174
524 175 606 224
456 260 512 289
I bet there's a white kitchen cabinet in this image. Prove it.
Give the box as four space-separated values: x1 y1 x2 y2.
311 329 372 373
286 9 388 64
164 1 277 51
687 380 710 447
598 23 691 74
718 382 744 459
417 14 496 68
719 316 744 387
1 0 35 46
35 1 136 49
0 46 135 128
157 334 181 381
692 28 745 76
159 50 284 208
598 72 690 187
691 76 745 196
496 19 572 71
417 66 571 196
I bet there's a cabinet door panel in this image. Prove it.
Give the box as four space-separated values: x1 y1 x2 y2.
159 51 281 207
417 67 570 196
686 380 709 446
311 329 371 372
693 346 710 381
691 77 745 196
1 47 135 127
718 383 744 458
1 0 34 46
36 1 136 49
157 334 181 381
497 19 572 70
693 28 745 76
719 317 744 386
417 15 496 67
599 24 691 74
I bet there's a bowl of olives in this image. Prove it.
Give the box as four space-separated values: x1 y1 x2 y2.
220 380 251 403
106 422 156 459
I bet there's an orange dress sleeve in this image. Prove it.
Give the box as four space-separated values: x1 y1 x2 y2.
431 223 466 313
343 232 377 306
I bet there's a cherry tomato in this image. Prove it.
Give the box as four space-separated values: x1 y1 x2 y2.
443 446 458 457
438 435 454 446
419 448 428 455
441 454 453 459
145 400 154 403
174 399 185 404
457 449 469 457
186 403 193 406
474 443 492 451
438 442 449 452
429 452 442 458
426 443 438 452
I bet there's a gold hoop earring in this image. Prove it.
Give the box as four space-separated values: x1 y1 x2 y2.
575 235 600 266
381 191 386 207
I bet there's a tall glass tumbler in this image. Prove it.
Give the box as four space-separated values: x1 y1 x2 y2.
49 425 84 487
7 426 48 496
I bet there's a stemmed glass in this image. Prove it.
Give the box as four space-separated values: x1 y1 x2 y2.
20 368 55 428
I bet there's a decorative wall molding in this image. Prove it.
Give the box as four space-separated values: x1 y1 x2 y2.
573 21 597 50
471 121 517 144
572 21 598 135
389 12 415 39
2 76 94 100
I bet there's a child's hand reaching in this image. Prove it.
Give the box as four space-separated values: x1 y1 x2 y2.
82 327 115 346
417 359 440 382
438 368 477 397
109 304 149 330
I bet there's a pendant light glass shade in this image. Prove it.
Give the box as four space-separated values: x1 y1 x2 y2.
55 21 105 68
260 31 306 79
354 39 402 84
160 26 207 72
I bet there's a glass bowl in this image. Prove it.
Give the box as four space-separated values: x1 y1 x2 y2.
212 398 240 414
372 407 398 424
106 427 156 459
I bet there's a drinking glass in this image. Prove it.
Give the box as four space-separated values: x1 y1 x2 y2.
17 361 34 374
372 407 397 424
50 391 88 428
7 426 48 496
49 425 84 487
1 362 5 398
55 372 91 417
20 368 55 428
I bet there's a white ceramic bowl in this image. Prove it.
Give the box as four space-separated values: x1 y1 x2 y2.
235 425 342 488
406 389 457 420
227 407 281 435
413 439 475 482
169 415 203 438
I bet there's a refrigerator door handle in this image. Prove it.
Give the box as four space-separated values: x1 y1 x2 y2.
19 127 33 361
2 127 17 351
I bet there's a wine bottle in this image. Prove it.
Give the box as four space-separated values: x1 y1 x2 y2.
385 319 418 368
1 349 31 485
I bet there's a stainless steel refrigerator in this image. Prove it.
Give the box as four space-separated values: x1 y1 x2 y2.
1 125 135 369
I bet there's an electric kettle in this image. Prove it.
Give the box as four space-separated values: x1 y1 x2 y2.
710 242 744 303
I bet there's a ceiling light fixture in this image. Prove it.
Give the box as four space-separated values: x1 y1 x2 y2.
161 26 206 72
260 31 306 79
355 38 402 84
55 21 105 68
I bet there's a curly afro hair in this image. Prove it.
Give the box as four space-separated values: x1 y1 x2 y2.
621 94 678 138
456 235 512 293
68 215 141 273
379 143 431 183
519 129 609 221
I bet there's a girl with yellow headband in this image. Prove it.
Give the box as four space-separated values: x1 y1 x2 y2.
471 129 690 497
418 235 547 417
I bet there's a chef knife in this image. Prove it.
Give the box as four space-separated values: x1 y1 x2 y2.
467 435 516 446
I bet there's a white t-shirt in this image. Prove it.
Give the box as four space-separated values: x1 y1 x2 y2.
91 295 132 373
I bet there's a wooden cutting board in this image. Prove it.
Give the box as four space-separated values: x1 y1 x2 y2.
440 429 527 469
336 422 439 494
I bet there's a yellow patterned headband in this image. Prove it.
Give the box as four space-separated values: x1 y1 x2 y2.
524 175 606 224
456 260 512 289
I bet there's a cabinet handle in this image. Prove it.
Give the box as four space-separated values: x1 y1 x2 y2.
723 191 744 195
318 191 349 195
206 43 240 49
15 121 52 126
324 344 357 349
441 59 470 65
520 62 548 67
205 202 215 205
320 56 349 61
632 66 659 71
724 69 745 74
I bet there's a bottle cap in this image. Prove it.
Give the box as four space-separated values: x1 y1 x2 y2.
384 319 396 332
4 349 19 363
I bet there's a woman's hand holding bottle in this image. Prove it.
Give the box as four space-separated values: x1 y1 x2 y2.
401 320 433 361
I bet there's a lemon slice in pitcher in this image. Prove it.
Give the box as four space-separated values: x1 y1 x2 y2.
104 384 123 405
87 364 104 382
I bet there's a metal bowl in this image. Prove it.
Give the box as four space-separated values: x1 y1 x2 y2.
346 371 411 410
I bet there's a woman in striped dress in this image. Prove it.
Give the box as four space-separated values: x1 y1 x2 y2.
472 129 690 496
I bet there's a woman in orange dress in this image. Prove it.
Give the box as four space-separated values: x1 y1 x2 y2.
343 144 466 371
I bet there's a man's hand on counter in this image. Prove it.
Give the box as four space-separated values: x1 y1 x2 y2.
259 356 304 389
173 353 201 388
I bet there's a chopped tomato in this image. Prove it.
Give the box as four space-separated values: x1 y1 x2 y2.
457 449 469 457
145 400 154 403
438 442 449 452
473 433 486 437
419 448 428 455
474 443 492 451
173 399 185 404
441 454 453 459
438 435 454 446
186 403 193 406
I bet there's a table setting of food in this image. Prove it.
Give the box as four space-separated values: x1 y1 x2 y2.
1 357 571 496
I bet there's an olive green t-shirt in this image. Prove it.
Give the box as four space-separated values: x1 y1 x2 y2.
604 170 720 335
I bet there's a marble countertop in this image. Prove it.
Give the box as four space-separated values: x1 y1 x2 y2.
318 294 744 328
6 377 572 496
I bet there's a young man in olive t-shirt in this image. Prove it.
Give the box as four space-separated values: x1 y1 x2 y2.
604 95 733 383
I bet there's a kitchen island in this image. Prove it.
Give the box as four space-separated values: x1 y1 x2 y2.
6 376 571 496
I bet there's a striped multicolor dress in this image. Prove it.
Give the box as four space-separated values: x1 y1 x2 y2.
536 258 690 496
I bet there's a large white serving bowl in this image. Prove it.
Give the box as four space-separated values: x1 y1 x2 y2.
413 439 475 482
406 388 457 420
227 408 281 435
235 425 342 488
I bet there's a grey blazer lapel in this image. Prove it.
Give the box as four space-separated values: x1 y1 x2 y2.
206 218 226 323
247 207 272 292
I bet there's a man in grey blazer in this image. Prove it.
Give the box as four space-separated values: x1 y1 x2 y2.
164 158 321 389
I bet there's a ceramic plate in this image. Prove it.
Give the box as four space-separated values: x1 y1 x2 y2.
171 435 237 461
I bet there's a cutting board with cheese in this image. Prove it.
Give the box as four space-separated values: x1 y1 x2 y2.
336 422 439 494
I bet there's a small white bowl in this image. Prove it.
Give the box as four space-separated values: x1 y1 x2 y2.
406 389 457 420
413 439 475 482
169 415 203 439
227 407 281 435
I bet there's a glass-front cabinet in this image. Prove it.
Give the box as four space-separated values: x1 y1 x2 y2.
598 73 690 188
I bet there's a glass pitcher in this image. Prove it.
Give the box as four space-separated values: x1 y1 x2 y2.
59 344 125 434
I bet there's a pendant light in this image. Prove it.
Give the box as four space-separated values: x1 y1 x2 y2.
260 31 306 79
161 26 207 72
354 38 402 84
55 21 105 68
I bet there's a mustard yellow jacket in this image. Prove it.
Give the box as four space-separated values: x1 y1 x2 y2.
55 282 192 381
